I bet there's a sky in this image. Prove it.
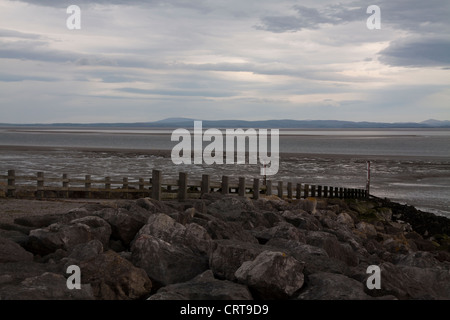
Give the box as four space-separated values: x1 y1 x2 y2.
0 0 449 124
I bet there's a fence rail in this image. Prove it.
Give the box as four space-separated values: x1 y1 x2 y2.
0 169 368 201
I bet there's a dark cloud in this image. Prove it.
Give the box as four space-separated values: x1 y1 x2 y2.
379 37 450 67
257 0 450 33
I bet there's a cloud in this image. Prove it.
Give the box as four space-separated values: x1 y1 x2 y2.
0 29 42 39
256 0 450 33
379 37 450 67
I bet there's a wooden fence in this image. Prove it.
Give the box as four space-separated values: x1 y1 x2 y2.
1 169 368 201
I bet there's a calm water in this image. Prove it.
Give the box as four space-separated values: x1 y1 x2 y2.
0 127 449 218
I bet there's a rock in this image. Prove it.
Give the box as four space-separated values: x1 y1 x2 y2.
296 272 373 300
191 212 258 243
281 210 322 231
136 213 211 255
136 198 176 214
0 229 29 246
209 240 267 281
0 236 33 263
26 216 111 256
63 240 104 266
207 196 255 220
366 262 450 299
14 214 64 228
149 270 253 300
288 198 317 214
355 222 378 238
235 250 305 299
177 207 196 225
265 238 350 276
0 272 94 300
336 212 355 228
251 222 306 244
97 206 151 245
306 231 359 267
394 251 443 269
78 250 152 300
131 234 208 286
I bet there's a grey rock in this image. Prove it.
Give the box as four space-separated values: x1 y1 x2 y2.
26 216 111 256
209 240 268 281
149 270 253 300
136 213 211 255
131 234 208 286
78 250 152 300
0 272 94 300
0 236 33 263
235 250 305 299
297 272 373 300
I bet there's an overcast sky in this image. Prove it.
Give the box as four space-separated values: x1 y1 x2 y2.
0 0 449 123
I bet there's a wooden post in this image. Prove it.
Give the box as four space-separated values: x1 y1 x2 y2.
339 187 344 199
122 177 128 199
105 177 111 199
335 187 339 198
304 184 309 198
7 170 15 198
201 174 210 195
323 186 328 198
178 172 187 201
311 185 316 197
85 175 91 199
238 177 246 197
222 176 229 195
328 186 333 198
296 183 302 199
253 178 260 200
278 181 283 198
62 173 69 198
287 182 293 199
152 170 161 201
139 178 145 198
266 180 272 196
37 172 44 199
317 185 322 198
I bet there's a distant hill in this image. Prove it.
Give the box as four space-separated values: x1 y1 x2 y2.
1 118 450 128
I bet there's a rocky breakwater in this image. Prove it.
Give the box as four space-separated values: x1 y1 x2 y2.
0 194 449 300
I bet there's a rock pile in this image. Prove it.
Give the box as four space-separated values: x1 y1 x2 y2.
0 194 449 300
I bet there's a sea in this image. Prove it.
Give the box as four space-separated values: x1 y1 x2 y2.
0 127 449 218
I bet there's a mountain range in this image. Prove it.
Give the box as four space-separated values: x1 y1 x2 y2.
1 118 450 128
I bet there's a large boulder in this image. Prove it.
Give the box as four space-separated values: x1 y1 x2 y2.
209 240 268 281
0 272 94 300
191 212 258 243
306 231 359 267
77 250 152 300
26 216 111 256
251 222 306 244
97 206 152 246
281 210 322 231
296 272 374 300
131 234 208 286
265 238 350 276
136 213 211 255
366 262 450 299
235 250 305 300
149 270 253 300
207 196 255 219
0 236 33 263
